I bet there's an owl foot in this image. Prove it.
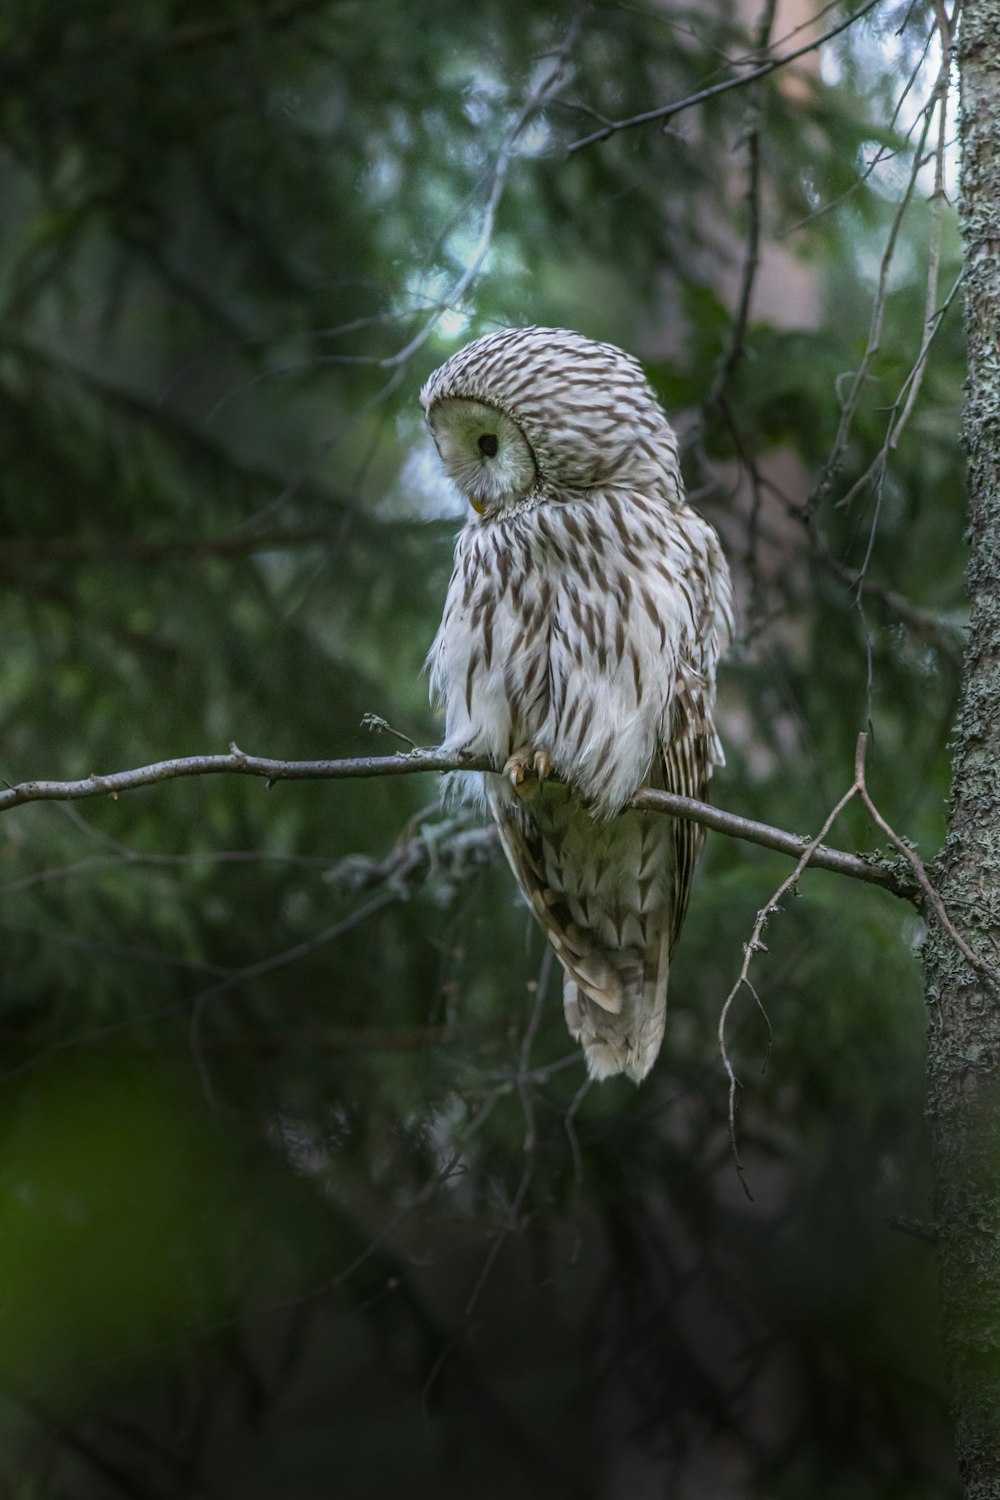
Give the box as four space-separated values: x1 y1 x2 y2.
503 746 551 797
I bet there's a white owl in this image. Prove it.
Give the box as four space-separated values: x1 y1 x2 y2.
422 327 733 1083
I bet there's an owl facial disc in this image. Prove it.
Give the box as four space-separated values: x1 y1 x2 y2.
426 397 536 514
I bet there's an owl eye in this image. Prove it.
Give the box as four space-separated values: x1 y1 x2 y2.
477 433 499 458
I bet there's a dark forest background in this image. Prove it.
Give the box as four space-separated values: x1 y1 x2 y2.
0 1 966 1494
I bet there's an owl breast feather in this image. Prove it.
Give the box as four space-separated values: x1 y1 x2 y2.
429 487 730 815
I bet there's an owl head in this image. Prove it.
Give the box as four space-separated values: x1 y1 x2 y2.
420 326 679 517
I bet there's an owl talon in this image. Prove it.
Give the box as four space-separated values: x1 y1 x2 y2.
503 749 530 791
503 746 550 797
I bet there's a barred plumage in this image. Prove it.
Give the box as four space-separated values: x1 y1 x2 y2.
422 327 733 1083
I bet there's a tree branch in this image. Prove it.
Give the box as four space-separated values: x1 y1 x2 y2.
0 527 357 565
717 729 990 1186
160 0 332 53
719 765 863 1195
703 0 776 416
0 743 916 900
564 0 883 155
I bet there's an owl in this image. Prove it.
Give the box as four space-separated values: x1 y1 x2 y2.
422 327 733 1083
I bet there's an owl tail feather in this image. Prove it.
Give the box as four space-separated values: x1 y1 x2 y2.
563 947 668 1085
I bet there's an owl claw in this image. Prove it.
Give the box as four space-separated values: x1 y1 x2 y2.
503 746 551 796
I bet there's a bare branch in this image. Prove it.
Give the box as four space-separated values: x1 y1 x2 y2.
159 0 332 52
0 0 331 79
853 737 995 987
3 339 371 535
721 729 996 1184
189 887 402 1108
0 526 362 565
776 26 936 240
564 0 883 155
831 199 964 517
703 0 777 416
0 742 915 899
727 456 966 665
889 56 951 448
376 16 581 373
809 522 967 669
193 15 581 429
808 90 938 513
626 784 903 892
718 765 862 1194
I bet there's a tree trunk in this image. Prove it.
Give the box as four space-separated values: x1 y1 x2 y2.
924 4 1000 1495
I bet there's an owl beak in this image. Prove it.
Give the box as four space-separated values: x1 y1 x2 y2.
469 498 486 516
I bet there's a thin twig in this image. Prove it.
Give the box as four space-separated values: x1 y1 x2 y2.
158 16 580 431
722 458 966 666
564 0 883 154
832 193 964 514
808 92 939 513
0 526 369 564
720 729 996 1185
188 891 402 1109
419 947 556 1406
718 766 862 1196
696 0 774 628
776 27 936 239
853 739 993 987
704 0 777 416
564 1076 592 1188
810 521 966 669
0 2 328 85
889 57 951 448
378 15 581 371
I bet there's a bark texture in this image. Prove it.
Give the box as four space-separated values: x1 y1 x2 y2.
924 5 1000 1495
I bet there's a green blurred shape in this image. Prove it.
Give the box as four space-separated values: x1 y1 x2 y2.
0 1059 225 1381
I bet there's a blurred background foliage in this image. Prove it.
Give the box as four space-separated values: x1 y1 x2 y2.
0 0 966 1493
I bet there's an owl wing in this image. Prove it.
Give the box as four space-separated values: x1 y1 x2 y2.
487 783 628 1015
487 654 717 1084
487 778 679 1084
659 661 713 954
